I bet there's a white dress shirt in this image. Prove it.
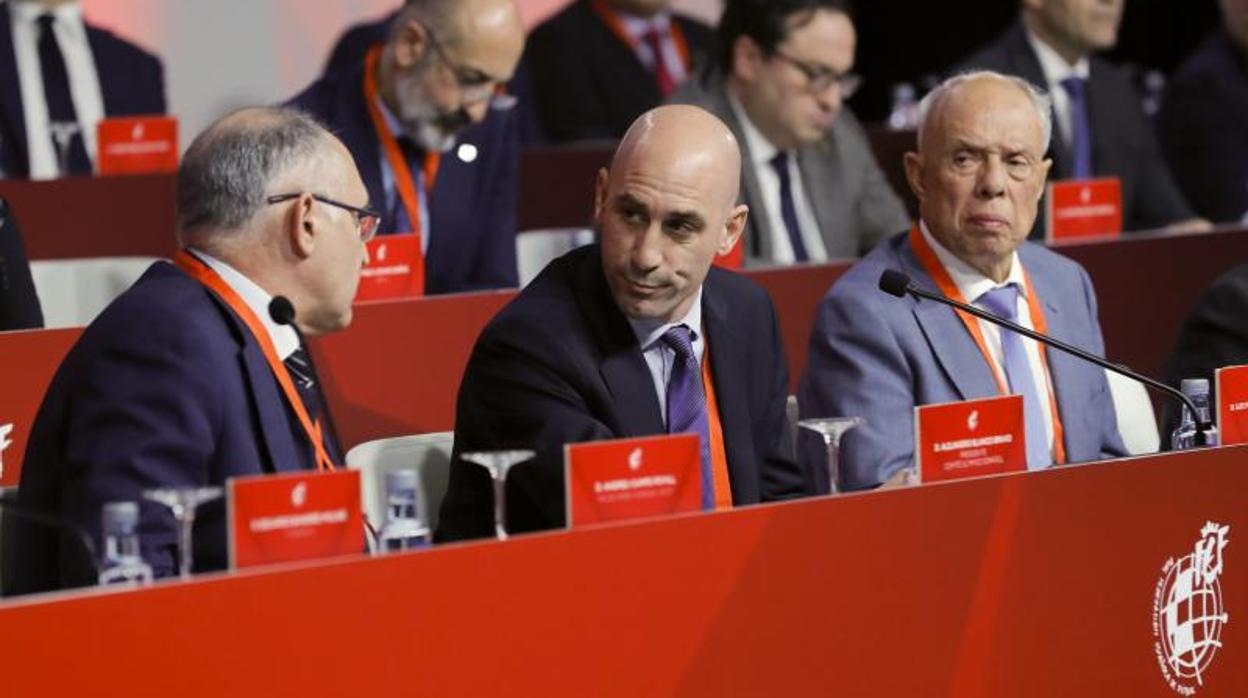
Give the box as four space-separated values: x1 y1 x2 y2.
615 11 687 84
920 222 1056 457
1023 26 1091 150
9 0 105 179
188 248 300 361
727 88 828 263
627 287 704 427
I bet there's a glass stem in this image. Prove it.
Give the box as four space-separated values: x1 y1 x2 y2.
492 472 508 540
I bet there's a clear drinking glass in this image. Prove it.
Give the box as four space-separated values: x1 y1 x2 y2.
141 486 223 580
798 417 864 495
459 450 535 540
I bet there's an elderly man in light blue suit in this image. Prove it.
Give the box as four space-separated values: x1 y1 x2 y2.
798 71 1126 492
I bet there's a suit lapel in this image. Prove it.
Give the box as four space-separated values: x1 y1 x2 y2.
576 251 665 436
1020 250 1082 451
0 9 29 176
238 342 307 473
899 241 1001 401
707 81 774 261
340 64 387 221
799 140 849 258
702 277 757 503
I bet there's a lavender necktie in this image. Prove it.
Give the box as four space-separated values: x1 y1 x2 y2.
660 325 714 509
977 285 1051 470
1060 76 1093 179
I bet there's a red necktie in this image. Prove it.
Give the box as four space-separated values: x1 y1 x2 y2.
643 28 675 98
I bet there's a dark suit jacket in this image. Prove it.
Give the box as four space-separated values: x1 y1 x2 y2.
525 0 714 142
960 21 1195 233
1161 264 1248 442
0 6 166 178
0 197 43 330
8 262 338 594
1159 31 1248 224
437 244 809 541
288 63 520 294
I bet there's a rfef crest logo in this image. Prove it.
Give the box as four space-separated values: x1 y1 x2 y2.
1152 522 1230 694
0 422 13 480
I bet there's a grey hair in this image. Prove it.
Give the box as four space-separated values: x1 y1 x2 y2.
915 70 1053 152
176 107 337 237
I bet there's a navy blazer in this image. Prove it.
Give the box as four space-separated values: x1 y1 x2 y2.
525 0 714 142
0 197 43 330
437 244 809 542
1159 30 1248 224
287 63 521 294
960 21 1195 232
798 232 1127 492
8 263 338 594
0 6 166 178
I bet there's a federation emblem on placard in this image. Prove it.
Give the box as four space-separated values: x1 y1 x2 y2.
0 422 13 480
1152 522 1230 694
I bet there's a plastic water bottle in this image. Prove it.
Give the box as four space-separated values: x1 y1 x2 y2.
1171 378 1219 450
887 83 919 131
377 469 430 553
98 501 154 586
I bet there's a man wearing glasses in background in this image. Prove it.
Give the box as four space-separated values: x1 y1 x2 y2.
10 107 372 593
288 0 526 294
670 0 909 265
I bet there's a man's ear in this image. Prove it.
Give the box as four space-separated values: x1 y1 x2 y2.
732 36 763 83
1035 157 1054 203
592 167 609 224
288 193 317 259
718 204 749 256
903 151 926 203
393 18 430 69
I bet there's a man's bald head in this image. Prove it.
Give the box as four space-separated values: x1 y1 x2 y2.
596 105 750 323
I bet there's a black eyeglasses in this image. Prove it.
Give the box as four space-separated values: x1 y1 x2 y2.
772 50 862 98
266 193 381 242
420 22 502 105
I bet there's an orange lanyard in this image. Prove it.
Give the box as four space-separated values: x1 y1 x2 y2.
699 343 731 510
175 251 337 473
363 44 441 240
590 1 691 69
908 226 1067 464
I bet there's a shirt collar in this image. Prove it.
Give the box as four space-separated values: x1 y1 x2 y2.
613 8 672 41
187 248 301 360
627 286 704 351
919 220 1027 304
11 1 85 38
1024 25 1091 84
726 86 783 167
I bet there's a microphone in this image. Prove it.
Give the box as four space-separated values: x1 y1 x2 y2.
878 269 1214 446
267 296 344 456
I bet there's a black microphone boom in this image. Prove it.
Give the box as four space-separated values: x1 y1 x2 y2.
877 269 1213 446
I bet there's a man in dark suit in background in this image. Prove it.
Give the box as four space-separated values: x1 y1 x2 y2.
525 0 713 142
9 107 367 593
1160 0 1248 224
438 105 809 541
291 0 525 294
960 0 1211 234
0 0 165 179
671 0 909 264
0 196 43 330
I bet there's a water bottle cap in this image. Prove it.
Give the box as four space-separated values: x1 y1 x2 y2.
385 468 419 494
102 501 139 532
1180 378 1210 397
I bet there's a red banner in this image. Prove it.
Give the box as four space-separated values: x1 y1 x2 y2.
227 469 363 569
96 116 178 175
1216 365 1248 445
915 394 1027 483
1046 177 1123 243
565 433 702 526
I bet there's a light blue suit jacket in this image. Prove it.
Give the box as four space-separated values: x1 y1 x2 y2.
797 232 1127 491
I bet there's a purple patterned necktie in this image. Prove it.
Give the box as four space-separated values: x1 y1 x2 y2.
660 325 714 510
977 285 1051 470
1060 76 1093 179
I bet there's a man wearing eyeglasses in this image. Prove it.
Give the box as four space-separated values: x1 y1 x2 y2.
9 107 370 593
288 0 526 295
670 0 909 265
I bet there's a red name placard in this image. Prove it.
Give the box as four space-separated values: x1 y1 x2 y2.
915 394 1027 483
1216 365 1248 446
1045 177 1123 243
356 233 424 301
96 116 178 175
228 469 364 570
565 433 702 526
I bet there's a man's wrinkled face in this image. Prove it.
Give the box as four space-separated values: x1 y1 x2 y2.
906 79 1053 273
